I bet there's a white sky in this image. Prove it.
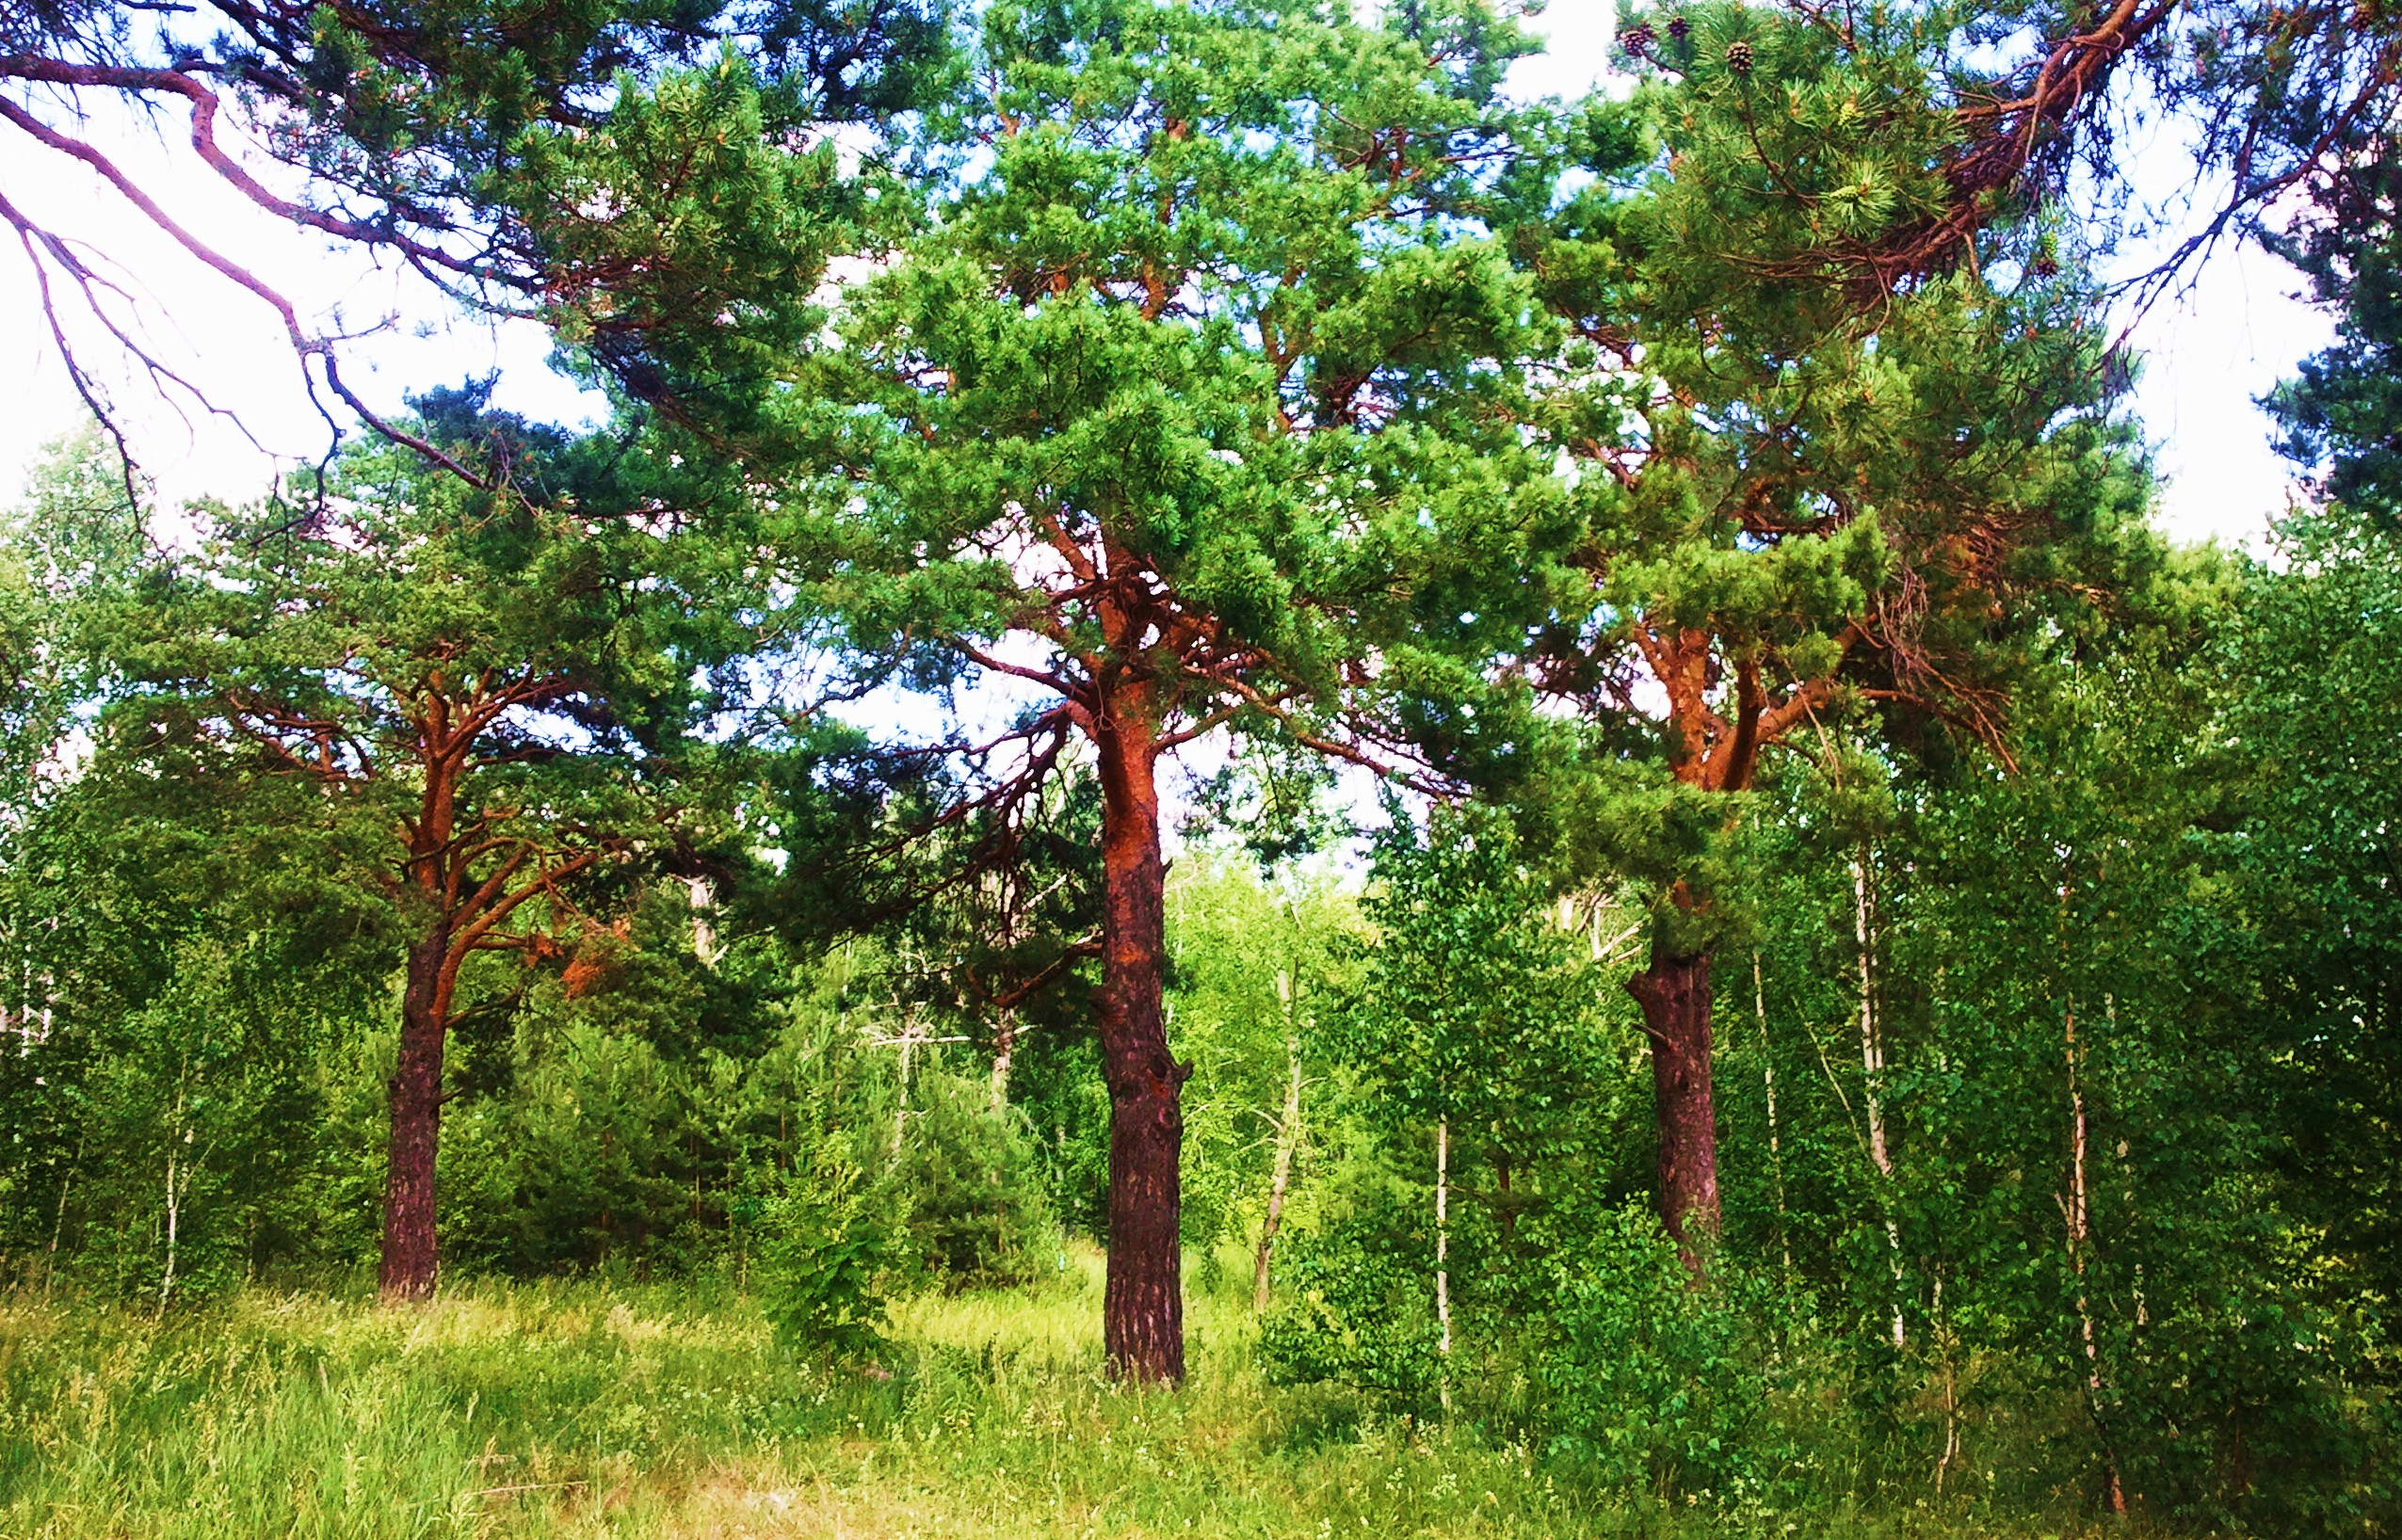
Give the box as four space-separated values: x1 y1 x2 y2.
0 0 2336 549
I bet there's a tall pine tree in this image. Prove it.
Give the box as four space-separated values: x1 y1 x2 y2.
799 0 1550 1379
1500 5 2156 1249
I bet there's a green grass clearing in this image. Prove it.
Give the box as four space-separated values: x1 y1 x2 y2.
0 1245 2149 1539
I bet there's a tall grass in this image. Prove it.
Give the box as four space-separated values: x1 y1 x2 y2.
0 1245 2131 1538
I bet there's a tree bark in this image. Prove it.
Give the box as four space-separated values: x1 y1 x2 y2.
990 1009 1018 1115
1752 952 1793 1275
1252 1021 1302 1313
157 1095 182 1315
1092 700 1185 1384
44 1136 78 1300
1855 849 1907 1349
1435 1115 1453 1412
2063 993 2126 1514
1628 939 1720 1259
379 924 451 1300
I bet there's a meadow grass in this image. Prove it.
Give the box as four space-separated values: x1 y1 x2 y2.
0 1244 2134 1538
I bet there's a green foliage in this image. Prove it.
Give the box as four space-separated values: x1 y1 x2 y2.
1163 852 1359 1254
796 0 1559 768
1262 808 1642 1428
1534 1203 1780 1499
755 1131 899 1359
1338 806 1606 1148
7 8 2402 1532
10 0 954 445
2265 147 2402 530
1257 1209 1445 1407
893 1068 1057 1287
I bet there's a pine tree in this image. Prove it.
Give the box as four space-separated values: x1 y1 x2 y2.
1506 4 2157 1251
0 0 947 459
2266 145 2402 531
799 0 1550 1380
92 390 768 1297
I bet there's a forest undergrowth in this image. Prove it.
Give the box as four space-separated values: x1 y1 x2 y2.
0 1243 2160 1540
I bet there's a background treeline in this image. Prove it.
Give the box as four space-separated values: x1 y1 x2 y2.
2 433 2398 1530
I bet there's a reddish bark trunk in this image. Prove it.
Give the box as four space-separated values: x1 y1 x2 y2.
1092 699 1186 1384
379 925 450 1300
1628 941 1720 1260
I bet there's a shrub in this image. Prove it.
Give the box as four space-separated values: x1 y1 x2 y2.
893 1069 1058 1287
1530 1202 1779 1499
1257 1210 1445 1409
753 1133 898 1359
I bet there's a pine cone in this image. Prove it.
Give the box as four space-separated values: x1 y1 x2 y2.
1621 23 1657 54
2030 253 2061 279
1667 16 1690 40
1725 40 1755 75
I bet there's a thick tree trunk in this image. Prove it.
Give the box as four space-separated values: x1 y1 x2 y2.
1092 708 1185 1384
1628 940 1720 1259
379 926 450 1300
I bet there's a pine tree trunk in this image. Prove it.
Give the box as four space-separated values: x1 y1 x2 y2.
1628 940 1720 1259
1093 707 1185 1384
379 925 450 1301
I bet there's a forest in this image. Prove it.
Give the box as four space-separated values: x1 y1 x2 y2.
1 0 2400 1532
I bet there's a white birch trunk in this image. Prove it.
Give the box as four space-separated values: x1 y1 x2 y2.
990 1010 1017 1115
893 1025 914 1159
1855 849 1906 1348
1752 951 1792 1275
1253 1019 1303 1312
685 876 721 966
44 1146 74 1299
159 1099 188 1314
2062 992 2126 1512
159 1146 177 1312
1435 1115 1452 1412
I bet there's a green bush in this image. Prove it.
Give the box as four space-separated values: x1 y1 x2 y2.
1530 1202 1781 1500
894 1069 1058 1287
753 1133 898 1359
1256 1211 1445 1409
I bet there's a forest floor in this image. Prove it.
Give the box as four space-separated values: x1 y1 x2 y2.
0 1243 2132 1539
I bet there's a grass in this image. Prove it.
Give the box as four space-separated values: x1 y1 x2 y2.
0 1243 2136 1539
